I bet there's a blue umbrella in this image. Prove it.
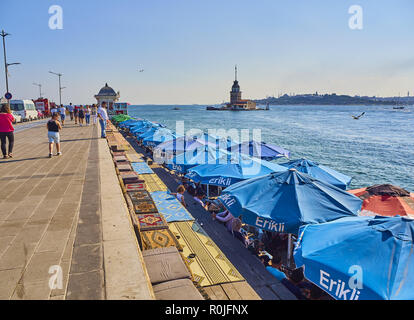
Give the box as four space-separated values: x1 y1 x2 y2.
280 158 352 190
165 146 230 174
186 156 287 187
218 169 362 235
118 119 140 128
129 121 152 132
142 128 179 147
229 140 291 160
131 123 158 137
155 133 236 154
294 215 414 300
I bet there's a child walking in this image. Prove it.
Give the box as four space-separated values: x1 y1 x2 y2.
47 112 62 158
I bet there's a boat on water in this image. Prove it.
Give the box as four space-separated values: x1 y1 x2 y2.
393 106 405 110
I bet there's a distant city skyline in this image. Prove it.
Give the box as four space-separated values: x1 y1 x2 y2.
1 0 414 104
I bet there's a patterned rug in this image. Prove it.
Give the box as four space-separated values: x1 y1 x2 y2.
131 162 154 175
129 190 152 203
136 213 168 231
169 221 244 287
140 229 182 251
150 191 194 223
134 200 158 214
125 183 146 192
138 174 168 192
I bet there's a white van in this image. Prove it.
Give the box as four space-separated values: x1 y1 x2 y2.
9 100 38 121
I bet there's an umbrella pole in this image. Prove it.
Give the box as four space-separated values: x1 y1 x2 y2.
287 234 293 268
207 184 210 198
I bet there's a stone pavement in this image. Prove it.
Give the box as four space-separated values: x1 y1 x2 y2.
0 121 154 300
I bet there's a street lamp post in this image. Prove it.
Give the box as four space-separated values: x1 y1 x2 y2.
49 71 63 105
1 30 21 105
33 82 43 98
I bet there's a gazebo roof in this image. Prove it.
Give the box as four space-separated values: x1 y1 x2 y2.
96 83 117 96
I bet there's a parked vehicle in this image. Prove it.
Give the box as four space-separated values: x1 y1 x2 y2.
34 98 52 117
9 100 38 121
12 112 22 123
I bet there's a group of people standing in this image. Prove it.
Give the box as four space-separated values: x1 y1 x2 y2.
46 102 109 157
0 100 110 160
61 103 99 126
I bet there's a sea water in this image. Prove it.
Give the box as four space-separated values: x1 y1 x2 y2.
129 104 414 191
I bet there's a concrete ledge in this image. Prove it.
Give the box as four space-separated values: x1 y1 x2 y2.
98 138 155 300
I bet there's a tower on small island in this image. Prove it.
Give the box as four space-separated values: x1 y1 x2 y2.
227 65 256 110
230 65 242 104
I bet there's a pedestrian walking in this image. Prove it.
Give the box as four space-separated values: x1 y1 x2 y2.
85 105 91 125
91 104 97 125
68 103 74 121
0 104 15 159
78 106 85 126
47 112 62 158
50 104 58 116
59 104 66 126
74 105 79 124
97 102 109 138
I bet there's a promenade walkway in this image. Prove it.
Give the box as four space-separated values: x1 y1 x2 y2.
0 121 153 300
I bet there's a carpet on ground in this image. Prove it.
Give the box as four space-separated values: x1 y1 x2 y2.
138 174 168 192
131 162 154 175
140 229 182 251
136 213 169 231
169 221 244 287
150 191 194 223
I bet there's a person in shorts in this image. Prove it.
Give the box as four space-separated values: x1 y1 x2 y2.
47 112 62 158
59 104 66 126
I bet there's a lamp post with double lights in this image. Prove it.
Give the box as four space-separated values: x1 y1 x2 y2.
33 82 43 98
49 71 64 105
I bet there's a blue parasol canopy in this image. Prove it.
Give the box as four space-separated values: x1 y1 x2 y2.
155 133 222 154
118 119 141 128
142 128 179 147
218 169 362 235
294 215 414 300
186 156 287 187
280 158 352 190
165 146 230 174
229 140 291 160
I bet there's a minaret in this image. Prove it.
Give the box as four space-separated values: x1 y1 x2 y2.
230 65 242 104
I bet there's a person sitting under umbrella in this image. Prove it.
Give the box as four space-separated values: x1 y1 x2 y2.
212 209 235 231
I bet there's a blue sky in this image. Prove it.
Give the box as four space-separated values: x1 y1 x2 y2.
1 0 413 104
